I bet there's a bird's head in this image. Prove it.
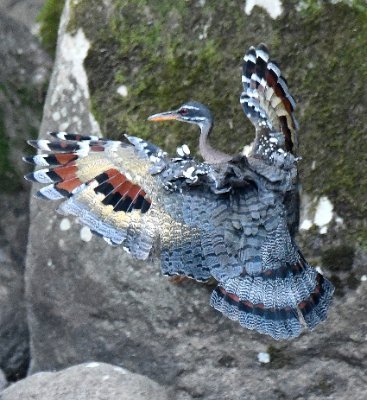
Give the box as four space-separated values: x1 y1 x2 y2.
148 101 213 129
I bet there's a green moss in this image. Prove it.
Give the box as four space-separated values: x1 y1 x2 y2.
276 1 367 223
37 0 65 56
321 245 355 272
298 0 367 15
69 0 272 155
69 0 366 242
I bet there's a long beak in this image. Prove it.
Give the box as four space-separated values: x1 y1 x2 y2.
147 110 178 122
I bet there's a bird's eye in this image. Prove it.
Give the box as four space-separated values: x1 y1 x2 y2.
179 108 189 116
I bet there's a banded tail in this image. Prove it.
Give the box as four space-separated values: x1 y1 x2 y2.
211 254 334 340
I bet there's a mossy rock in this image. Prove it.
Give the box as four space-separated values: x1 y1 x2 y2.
321 245 355 272
37 0 66 56
65 0 366 243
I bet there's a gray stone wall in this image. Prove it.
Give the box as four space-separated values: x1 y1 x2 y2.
0 2 51 383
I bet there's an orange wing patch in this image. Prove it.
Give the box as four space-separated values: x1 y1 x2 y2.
93 168 152 213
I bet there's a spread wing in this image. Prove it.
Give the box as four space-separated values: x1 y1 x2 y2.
25 131 334 340
240 44 299 157
25 132 225 282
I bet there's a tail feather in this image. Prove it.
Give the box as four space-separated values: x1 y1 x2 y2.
241 44 298 154
211 261 334 340
299 274 334 329
211 287 302 340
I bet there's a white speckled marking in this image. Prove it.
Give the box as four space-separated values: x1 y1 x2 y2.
85 362 100 368
257 352 271 363
314 196 333 228
52 111 61 121
300 219 313 231
117 85 128 97
315 266 323 274
59 122 69 132
32 155 49 167
242 144 253 157
361 275 367 282
122 246 131 254
60 218 71 231
80 226 93 242
182 144 190 155
244 0 283 19
183 167 195 179
72 89 82 104
37 140 51 151
113 366 128 374
176 146 185 157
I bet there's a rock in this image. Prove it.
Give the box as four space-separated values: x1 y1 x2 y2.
0 368 7 391
1 362 170 400
0 0 45 32
25 1 367 399
0 10 51 381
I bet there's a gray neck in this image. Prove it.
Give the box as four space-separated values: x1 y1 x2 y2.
199 121 232 164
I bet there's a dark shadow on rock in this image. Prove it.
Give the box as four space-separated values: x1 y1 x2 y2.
0 9 51 382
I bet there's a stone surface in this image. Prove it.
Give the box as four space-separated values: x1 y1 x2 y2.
0 0 45 32
0 369 7 391
0 9 51 381
25 1 366 399
1 362 170 400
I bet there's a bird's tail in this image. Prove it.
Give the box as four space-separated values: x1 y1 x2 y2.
210 256 334 340
240 44 298 153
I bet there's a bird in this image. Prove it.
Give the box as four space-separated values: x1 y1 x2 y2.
24 44 334 340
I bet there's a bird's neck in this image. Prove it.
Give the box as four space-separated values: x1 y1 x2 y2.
199 121 232 164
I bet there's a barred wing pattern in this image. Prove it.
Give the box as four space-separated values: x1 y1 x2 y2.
25 130 334 340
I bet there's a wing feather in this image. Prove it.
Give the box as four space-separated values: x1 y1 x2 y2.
241 44 299 156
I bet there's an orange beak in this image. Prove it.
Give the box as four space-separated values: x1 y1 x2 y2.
147 111 179 122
